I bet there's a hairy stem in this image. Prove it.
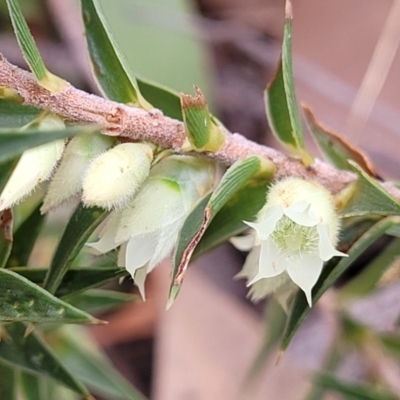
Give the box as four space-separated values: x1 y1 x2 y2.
0 54 392 198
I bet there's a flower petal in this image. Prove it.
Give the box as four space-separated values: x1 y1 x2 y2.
235 246 260 280
283 202 318 227
230 235 256 251
245 206 283 240
134 266 148 300
249 239 286 284
248 273 290 302
317 224 347 261
286 255 323 307
86 212 122 253
124 233 157 276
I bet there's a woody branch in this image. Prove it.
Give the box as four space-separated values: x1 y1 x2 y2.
0 54 393 198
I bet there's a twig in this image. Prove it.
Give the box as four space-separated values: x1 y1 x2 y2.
0 54 386 197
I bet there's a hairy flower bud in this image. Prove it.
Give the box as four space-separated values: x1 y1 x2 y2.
81 143 153 210
0 115 65 211
237 177 347 307
41 132 114 213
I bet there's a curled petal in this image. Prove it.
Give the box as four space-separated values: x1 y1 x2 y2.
283 202 318 227
317 224 347 261
248 273 291 302
286 254 323 307
134 266 148 300
230 234 256 252
245 206 283 240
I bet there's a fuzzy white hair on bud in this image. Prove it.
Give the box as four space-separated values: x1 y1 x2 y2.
0 115 66 211
41 132 114 213
81 143 153 210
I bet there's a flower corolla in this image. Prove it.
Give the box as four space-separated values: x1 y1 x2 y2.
87 155 215 298
237 178 347 307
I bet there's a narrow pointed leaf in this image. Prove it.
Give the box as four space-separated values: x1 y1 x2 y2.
7 202 45 268
0 159 18 194
0 361 16 400
313 373 399 400
168 194 210 305
19 372 49 400
281 216 400 350
0 323 89 396
0 125 97 164
81 0 150 109
264 0 313 165
181 86 225 151
342 161 400 217
5 0 66 92
170 156 274 302
0 268 98 323
0 209 13 269
303 105 377 176
44 204 108 294
67 289 135 314
0 99 38 128
340 237 400 299
137 78 182 120
54 326 147 400
194 181 268 257
10 267 128 299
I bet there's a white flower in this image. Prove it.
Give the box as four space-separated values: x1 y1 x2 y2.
237 178 347 307
0 115 65 211
87 155 215 298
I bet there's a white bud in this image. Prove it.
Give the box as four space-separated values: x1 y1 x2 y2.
0 115 65 211
82 143 153 210
41 132 114 213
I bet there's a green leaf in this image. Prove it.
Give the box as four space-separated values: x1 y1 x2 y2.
0 209 13 269
0 268 98 323
168 194 211 306
340 237 400 299
81 0 150 109
0 323 89 396
0 158 18 194
180 86 225 151
281 216 400 350
194 180 268 257
0 361 16 400
313 373 399 400
137 78 182 120
303 105 376 176
342 162 400 217
44 204 109 294
5 0 66 92
264 1 313 166
0 99 38 128
66 289 135 315
10 266 128 299
6 202 45 268
19 372 78 400
19 372 48 400
170 156 275 304
0 125 97 164
54 326 147 400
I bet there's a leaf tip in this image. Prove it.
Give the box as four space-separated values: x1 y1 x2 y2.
285 0 293 19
